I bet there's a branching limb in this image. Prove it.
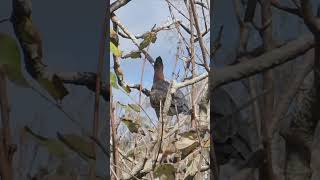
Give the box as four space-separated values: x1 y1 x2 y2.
189 0 210 72
118 20 181 39
57 72 109 101
111 14 155 64
211 34 315 90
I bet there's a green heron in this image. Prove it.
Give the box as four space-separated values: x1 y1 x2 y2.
149 56 190 118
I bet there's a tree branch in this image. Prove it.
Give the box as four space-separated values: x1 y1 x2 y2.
190 0 210 72
119 20 181 39
56 72 109 101
300 0 320 35
173 72 208 91
271 1 301 17
111 14 155 64
110 0 132 13
210 34 315 90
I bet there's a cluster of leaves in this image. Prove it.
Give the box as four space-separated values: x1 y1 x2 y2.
117 107 210 179
110 30 157 59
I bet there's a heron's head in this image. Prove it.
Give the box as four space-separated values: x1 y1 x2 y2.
153 56 164 82
154 56 163 69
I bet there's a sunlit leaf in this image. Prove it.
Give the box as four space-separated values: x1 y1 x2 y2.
117 101 129 111
123 85 131 93
123 51 141 59
110 72 119 89
139 32 157 49
128 104 140 112
0 33 29 87
121 118 140 133
110 42 122 57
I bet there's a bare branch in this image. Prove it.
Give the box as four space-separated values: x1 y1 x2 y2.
211 34 315 90
56 72 109 101
173 72 208 91
190 0 210 72
118 20 181 39
300 0 320 34
110 0 132 13
129 84 150 96
271 1 301 17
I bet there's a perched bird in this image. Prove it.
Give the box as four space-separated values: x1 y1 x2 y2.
149 56 190 118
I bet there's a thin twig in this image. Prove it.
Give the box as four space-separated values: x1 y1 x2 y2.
189 0 210 72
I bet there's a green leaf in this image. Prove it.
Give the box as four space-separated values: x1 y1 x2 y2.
121 118 140 133
128 104 140 112
24 126 67 159
154 163 175 180
110 72 119 89
123 85 131 93
0 33 29 87
57 133 95 160
110 42 122 57
123 51 141 59
117 101 130 111
139 32 157 49
37 74 69 101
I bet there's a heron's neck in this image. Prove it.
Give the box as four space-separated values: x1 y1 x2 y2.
153 68 164 83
